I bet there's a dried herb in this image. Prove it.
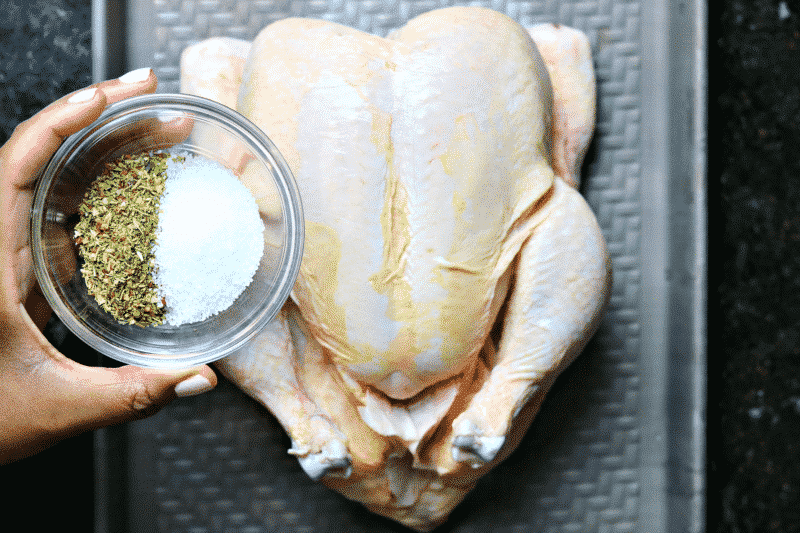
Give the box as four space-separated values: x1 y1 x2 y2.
74 151 175 327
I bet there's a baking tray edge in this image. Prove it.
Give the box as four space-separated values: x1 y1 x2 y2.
91 0 708 531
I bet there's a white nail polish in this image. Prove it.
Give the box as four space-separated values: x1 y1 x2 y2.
174 374 213 397
119 67 152 84
157 112 178 123
67 88 97 103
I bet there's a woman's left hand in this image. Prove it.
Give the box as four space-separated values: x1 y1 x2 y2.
0 68 217 465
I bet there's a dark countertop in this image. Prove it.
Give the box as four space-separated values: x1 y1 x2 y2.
1 1 796 532
710 1 800 532
0 0 91 140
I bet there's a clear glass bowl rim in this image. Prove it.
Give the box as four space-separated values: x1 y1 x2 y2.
30 93 304 368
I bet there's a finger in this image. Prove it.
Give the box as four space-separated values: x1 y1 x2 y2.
0 359 218 464
0 68 157 191
49 361 218 433
73 67 194 162
81 114 195 167
1 89 106 190
93 67 158 105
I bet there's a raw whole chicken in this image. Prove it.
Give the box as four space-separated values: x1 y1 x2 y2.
180 7 610 531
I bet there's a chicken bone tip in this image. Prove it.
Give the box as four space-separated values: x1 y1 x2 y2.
289 439 353 481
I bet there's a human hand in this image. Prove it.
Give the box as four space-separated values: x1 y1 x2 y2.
0 68 218 465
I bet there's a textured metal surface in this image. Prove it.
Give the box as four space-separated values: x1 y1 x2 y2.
95 0 707 531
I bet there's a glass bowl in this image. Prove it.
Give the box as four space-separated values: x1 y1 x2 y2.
31 94 304 368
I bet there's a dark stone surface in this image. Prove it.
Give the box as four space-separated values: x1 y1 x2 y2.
711 1 800 532
2 0 799 532
0 0 91 144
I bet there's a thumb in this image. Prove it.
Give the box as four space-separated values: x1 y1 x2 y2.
1 356 219 464
57 363 218 430
0 306 220 464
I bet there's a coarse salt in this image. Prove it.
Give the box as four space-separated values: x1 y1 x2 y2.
153 153 264 326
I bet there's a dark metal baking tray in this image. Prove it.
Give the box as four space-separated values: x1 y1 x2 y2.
92 0 707 531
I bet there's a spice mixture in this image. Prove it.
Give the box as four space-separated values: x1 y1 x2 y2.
74 150 265 327
74 152 170 326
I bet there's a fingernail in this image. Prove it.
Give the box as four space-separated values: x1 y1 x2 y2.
67 88 97 104
157 113 179 123
174 374 214 397
119 67 152 84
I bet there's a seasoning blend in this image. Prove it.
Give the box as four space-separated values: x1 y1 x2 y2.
74 153 169 326
74 151 265 327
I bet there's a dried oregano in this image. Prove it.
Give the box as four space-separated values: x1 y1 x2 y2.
74 152 180 327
